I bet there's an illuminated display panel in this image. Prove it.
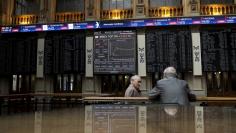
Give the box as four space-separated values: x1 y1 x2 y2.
2 16 236 33
93 30 136 74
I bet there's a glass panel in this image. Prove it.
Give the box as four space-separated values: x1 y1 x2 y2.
200 0 234 5
12 75 17 91
207 72 236 96
10 74 32 94
102 0 110 10
149 0 182 8
56 0 84 12
110 0 117 9
63 75 68 91
124 0 132 9
55 74 82 93
15 0 39 15
138 0 143 4
117 0 124 9
101 75 131 96
0 0 2 13
0 104 236 133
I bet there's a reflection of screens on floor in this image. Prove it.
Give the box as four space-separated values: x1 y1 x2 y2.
85 105 146 133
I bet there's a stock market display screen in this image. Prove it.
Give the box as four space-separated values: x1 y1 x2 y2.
44 32 85 74
146 29 193 73
0 40 12 75
94 30 136 74
201 29 236 71
1 34 38 75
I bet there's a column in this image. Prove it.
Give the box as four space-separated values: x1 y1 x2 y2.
95 0 101 20
138 106 147 133
82 76 101 93
195 106 204 133
137 30 150 93
82 35 96 93
4 0 14 25
188 27 206 94
38 0 50 23
34 35 54 93
0 78 10 95
85 36 93 78
183 0 200 16
182 0 189 16
134 0 147 18
191 27 202 76
85 0 100 21
35 35 53 107
0 0 4 24
36 38 44 78
47 0 56 22
84 106 93 133
137 30 146 77
144 0 149 17
34 36 46 93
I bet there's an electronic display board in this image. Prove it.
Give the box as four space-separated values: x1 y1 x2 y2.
0 40 12 75
2 15 236 33
146 29 193 73
93 30 136 74
11 37 37 74
44 32 85 74
201 29 236 71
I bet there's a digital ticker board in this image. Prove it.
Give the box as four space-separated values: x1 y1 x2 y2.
2 16 236 33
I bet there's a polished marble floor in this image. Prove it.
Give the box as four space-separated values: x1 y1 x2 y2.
0 104 235 133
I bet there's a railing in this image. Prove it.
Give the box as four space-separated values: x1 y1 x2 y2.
0 93 114 114
201 4 236 15
1 93 236 114
55 12 84 22
101 9 133 20
12 15 39 25
83 96 236 104
149 7 183 17
1 93 236 104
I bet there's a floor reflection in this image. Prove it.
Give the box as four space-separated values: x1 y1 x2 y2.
0 104 235 133
85 105 141 133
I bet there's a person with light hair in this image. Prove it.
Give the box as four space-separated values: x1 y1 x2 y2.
149 66 196 105
124 75 142 97
163 66 177 78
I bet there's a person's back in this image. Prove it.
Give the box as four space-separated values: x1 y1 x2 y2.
149 66 195 105
157 77 190 105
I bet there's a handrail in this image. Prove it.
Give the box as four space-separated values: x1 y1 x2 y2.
30 93 114 97
83 96 236 102
83 96 149 102
196 96 236 101
0 93 114 99
1 94 236 102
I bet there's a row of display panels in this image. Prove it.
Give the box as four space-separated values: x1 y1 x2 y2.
0 28 236 75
